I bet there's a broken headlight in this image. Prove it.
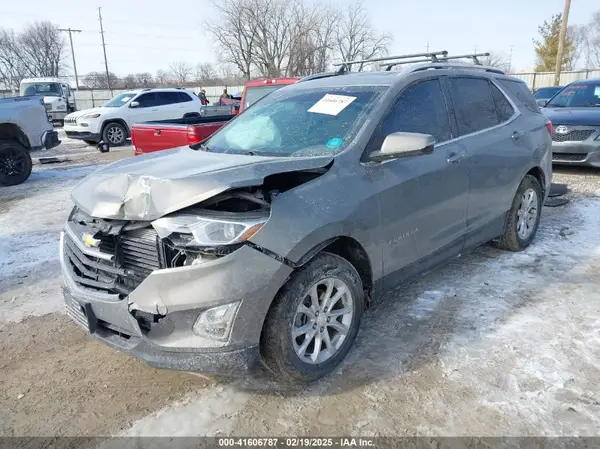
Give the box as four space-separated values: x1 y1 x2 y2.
151 212 268 247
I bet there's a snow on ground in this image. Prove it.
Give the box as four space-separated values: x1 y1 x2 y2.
0 165 99 322
118 199 600 437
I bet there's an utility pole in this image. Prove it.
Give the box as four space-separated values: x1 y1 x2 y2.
58 28 82 88
508 45 514 74
98 7 111 92
554 0 571 86
426 41 430 53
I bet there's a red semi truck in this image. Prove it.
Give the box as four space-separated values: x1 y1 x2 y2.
131 77 299 156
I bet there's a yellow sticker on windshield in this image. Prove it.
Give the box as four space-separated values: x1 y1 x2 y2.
308 94 356 116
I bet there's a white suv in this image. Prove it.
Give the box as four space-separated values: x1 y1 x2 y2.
63 88 202 146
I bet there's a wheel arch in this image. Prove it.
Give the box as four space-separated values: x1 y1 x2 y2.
526 166 546 197
0 123 30 149
294 236 373 301
101 118 130 138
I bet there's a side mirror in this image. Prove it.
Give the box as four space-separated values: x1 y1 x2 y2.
537 99 549 107
130 101 140 108
369 132 435 163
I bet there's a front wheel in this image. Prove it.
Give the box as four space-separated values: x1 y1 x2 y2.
102 122 127 146
260 252 364 384
0 142 33 186
496 174 543 251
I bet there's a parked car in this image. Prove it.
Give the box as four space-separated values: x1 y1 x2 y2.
541 78 600 167
61 56 551 383
63 88 202 146
131 114 234 155
533 86 563 107
240 77 299 112
0 96 60 186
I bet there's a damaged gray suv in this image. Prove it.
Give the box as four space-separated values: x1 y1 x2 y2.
61 53 552 383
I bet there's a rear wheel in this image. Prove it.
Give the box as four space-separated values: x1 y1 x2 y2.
0 142 33 186
496 175 543 251
260 252 364 384
102 122 127 146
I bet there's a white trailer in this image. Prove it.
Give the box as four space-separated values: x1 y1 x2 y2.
19 77 76 123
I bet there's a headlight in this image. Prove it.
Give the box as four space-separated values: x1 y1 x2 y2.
152 212 268 246
81 113 101 119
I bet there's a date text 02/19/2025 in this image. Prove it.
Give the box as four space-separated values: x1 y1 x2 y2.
217 438 376 447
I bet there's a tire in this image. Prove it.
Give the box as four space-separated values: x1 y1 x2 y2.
102 122 127 146
496 174 543 252
0 141 33 186
83 140 98 146
260 252 364 384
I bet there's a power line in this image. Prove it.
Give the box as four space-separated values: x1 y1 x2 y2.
98 7 112 92
58 28 82 88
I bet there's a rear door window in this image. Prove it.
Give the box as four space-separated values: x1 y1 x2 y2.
177 92 193 103
135 93 159 108
490 84 515 122
371 79 452 150
448 77 499 135
499 79 541 114
156 92 182 106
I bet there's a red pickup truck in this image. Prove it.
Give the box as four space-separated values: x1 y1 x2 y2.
131 77 299 156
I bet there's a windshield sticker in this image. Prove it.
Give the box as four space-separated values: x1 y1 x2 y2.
308 94 356 116
121 96 132 102
326 137 343 149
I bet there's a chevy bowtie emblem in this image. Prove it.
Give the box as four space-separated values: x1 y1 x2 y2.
81 232 101 248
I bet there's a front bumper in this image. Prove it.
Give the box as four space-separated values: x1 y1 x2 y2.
64 131 101 142
42 130 60 150
48 111 67 121
551 127 600 167
60 229 293 375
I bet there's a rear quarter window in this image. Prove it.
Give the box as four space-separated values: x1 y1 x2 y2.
499 79 541 114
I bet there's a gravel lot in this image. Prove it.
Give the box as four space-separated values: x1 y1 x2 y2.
1 137 599 441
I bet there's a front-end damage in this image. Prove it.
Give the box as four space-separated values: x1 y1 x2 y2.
60 149 333 372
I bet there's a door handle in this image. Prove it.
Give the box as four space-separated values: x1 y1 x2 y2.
512 130 524 140
154 129 161 136
447 152 464 164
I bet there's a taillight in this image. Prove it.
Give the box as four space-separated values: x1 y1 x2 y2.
187 126 202 144
545 119 552 135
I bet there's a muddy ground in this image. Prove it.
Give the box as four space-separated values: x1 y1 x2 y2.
1 142 599 440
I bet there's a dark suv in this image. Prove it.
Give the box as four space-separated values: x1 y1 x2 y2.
61 53 552 383
541 79 600 167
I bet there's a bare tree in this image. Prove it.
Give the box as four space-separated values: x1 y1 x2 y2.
586 10 600 67
169 62 192 85
205 0 258 80
334 1 391 71
480 52 511 72
0 22 66 89
155 69 173 86
194 62 217 82
134 72 154 87
83 71 120 89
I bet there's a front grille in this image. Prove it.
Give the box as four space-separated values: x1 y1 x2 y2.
64 226 162 296
551 129 595 142
553 152 587 162
64 116 77 124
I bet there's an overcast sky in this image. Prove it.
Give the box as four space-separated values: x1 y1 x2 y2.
2 0 598 79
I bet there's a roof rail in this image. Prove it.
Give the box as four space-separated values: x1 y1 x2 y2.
333 51 449 74
382 52 493 71
297 72 339 83
406 62 505 75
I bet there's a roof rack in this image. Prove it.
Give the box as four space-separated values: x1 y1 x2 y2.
382 52 492 71
333 51 449 74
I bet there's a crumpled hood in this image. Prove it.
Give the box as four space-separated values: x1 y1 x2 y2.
542 107 600 126
65 107 104 120
71 146 334 221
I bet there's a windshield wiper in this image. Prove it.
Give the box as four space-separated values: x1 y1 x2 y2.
195 143 211 152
